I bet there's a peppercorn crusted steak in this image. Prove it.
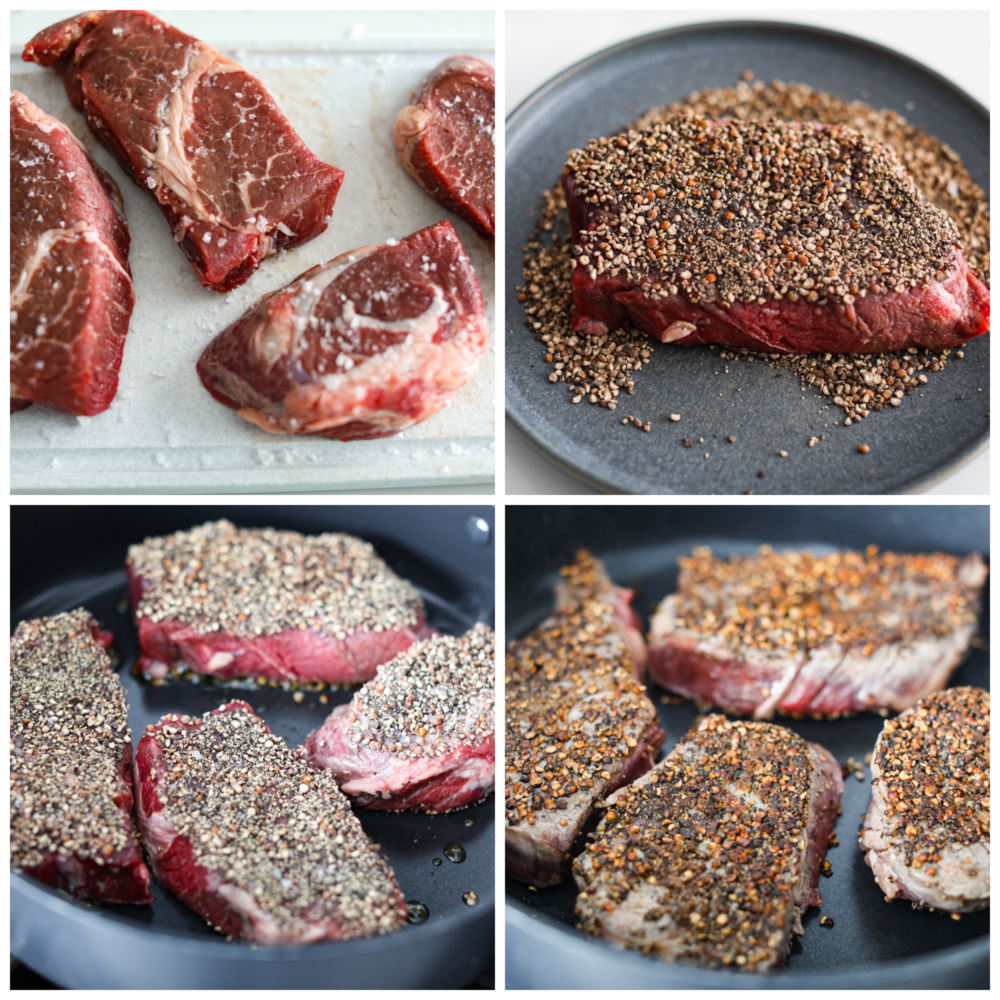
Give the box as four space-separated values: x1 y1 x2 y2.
304 627 495 812
133 701 407 943
127 519 428 684
11 609 152 904
563 116 990 354
648 547 987 719
506 551 663 888
574 715 843 970
860 686 989 913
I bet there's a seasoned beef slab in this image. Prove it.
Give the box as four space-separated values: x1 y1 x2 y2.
24 10 344 292
127 519 427 684
304 626 495 811
563 116 989 353
133 701 407 942
648 546 987 718
395 56 495 248
860 686 989 913
575 715 843 971
506 551 663 888
196 221 488 440
11 609 152 904
11 90 134 416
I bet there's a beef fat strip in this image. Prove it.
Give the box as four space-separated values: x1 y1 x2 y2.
575 715 843 970
304 626 495 811
648 546 987 718
860 686 989 912
11 90 134 416
127 519 426 684
24 10 344 292
563 116 989 353
134 701 407 942
11 609 152 904
396 56 496 247
196 221 488 441
506 551 663 888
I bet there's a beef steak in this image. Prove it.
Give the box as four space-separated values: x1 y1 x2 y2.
860 686 989 913
304 626 495 812
11 609 152 904
574 715 843 970
648 546 987 718
563 116 989 353
127 519 427 684
196 220 489 440
395 56 495 248
133 701 407 942
506 551 663 888
24 11 344 292
11 90 134 416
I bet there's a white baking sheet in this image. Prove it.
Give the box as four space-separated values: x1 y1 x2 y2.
10 11 495 493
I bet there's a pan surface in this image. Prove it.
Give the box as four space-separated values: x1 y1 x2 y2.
505 22 990 494
504 505 988 988
11 505 495 989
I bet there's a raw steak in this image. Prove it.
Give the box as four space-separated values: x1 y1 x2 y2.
24 10 344 292
563 116 989 353
304 626 495 812
133 701 407 942
575 715 843 970
648 546 987 718
10 90 134 416
127 519 427 684
10 609 152 905
860 686 989 913
506 551 663 888
196 221 489 441
395 56 495 248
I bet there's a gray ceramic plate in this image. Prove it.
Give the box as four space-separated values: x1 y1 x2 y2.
505 22 990 494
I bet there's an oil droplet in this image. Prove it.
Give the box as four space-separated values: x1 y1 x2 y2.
443 842 466 863
462 891 479 906
432 857 443 866
464 816 476 828
406 900 429 923
465 516 491 546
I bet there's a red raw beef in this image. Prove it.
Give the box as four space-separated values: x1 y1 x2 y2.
196 221 489 441
24 10 344 292
11 90 134 416
396 56 495 249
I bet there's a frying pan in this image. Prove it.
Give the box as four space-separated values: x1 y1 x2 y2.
10 505 495 989
505 505 989 988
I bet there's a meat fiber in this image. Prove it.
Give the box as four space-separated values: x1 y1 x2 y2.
127 519 427 684
575 715 843 971
506 551 663 888
395 56 495 248
563 116 989 353
304 626 494 811
10 90 134 416
196 221 489 441
24 11 343 292
648 547 987 718
860 686 989 913
133 701 407 942
10 609 152 905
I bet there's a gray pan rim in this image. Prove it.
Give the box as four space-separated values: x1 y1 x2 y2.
504 19 990 495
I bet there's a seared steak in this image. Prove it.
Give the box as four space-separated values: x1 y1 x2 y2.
127 519 427 684
648 547 987 718
563 116 989 353
860 686 989 912
506 551 663 888
304 626 495 812
574 715 843 970
133 701 407 943
11 609 152 904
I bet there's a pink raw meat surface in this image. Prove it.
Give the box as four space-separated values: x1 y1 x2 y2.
127 519 427 684
304 627 495 811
